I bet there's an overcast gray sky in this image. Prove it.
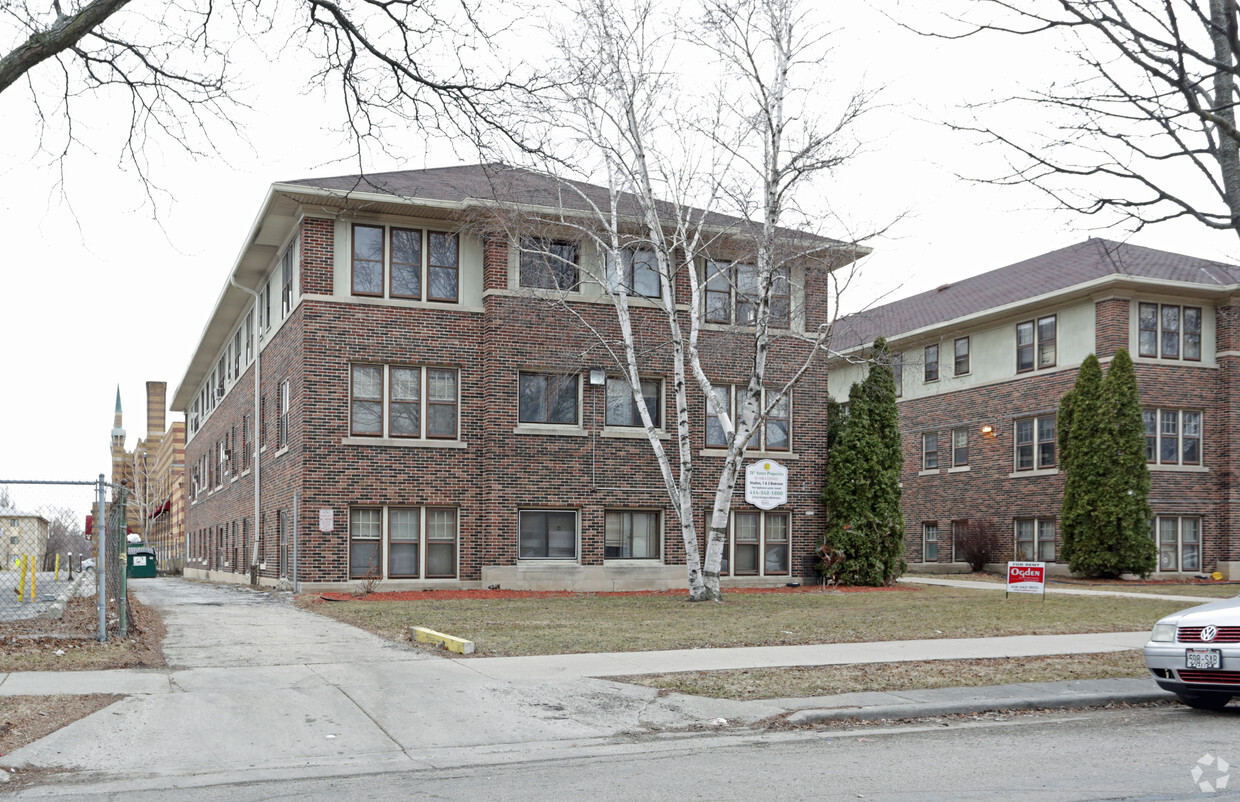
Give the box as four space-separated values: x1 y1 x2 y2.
2 1 1236 493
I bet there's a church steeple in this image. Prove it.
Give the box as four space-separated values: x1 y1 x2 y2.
111 385 126 450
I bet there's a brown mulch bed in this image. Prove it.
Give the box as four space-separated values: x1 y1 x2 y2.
314 584 919 603
0 595 166 672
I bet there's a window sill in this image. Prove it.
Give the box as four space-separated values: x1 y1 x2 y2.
342 437 468 449
1149 464 1209 473
1007 468 1059 478
240 469 251 478
274 447 289 458
918 468 939 476
512 424 587 437
948 465 971 473
515 559 581 566
604 558 665 566
601 427 670 440
698 449 798 460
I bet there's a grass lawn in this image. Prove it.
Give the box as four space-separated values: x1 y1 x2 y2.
298 584 1185 657
615 651 1147 701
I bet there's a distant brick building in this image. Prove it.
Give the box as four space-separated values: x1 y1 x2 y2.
829 239 1240 577
111 382 186 569
172 164 852 590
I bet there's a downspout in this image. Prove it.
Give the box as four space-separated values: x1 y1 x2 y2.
230 275 263 586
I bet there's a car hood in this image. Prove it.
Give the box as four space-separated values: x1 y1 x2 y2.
1159 595 1240 626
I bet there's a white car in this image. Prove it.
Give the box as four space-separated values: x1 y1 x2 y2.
81 558 96 571
1144 595 1240 710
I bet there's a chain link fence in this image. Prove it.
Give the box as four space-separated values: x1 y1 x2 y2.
0 479 129 642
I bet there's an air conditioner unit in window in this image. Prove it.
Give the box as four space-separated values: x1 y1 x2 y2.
215 388 225 401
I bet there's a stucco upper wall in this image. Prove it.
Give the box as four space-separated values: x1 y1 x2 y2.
829 300 1097 401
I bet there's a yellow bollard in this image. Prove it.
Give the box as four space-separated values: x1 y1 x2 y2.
55 553 60 581
29 556 35 602
12 555 20 599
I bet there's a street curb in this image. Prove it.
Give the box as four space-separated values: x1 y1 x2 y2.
784 689 1176 724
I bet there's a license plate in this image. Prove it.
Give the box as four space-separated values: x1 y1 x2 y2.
1187 649 1222 669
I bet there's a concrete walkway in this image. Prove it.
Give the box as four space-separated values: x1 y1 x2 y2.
900 575 1230 604
0 578 1179 793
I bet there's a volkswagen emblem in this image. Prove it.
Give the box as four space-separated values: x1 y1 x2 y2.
1202 625 1219 642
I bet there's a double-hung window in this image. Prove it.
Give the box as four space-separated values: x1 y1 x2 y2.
605 510 660 559
1153 516 1200 572
954 337 970 375
1143 409 1202 465
704 385 791 451
924 344 939 382
892 353 903 398
705 261 790 327
607 248 661 297
519 238 580 291
350 506 458 579
1139 303 1202 360
1015 416 1056 470
1016 315 1057 372
952 428 968 467
1015 519 1056 561
519 510 578 560
718 511 790 576
519 373 579 425
351 224 460 303
350 364 460 439
278 380 290 449
280 245 295 318
605 378 661 428
923 523 939 562
922 432 939 470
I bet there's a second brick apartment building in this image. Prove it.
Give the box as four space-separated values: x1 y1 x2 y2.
173 164 849 590
830 239 1240 577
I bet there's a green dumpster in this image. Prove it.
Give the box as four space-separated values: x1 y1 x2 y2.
127 544 157 578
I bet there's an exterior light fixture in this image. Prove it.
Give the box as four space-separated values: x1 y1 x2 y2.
981 424 996 437
589 368 606 386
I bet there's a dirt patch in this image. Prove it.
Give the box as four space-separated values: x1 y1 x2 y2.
0 595 166 673
314 584 917 602
0 694 121 760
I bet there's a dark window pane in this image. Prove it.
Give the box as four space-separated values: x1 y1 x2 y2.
390 229 422 298
429 232 458 266
549 375 578 424
519 374 546 422
706 386 730 447
428 267 457 302
632 251 661 297
390 403 419 436
352 401 381 435
349 541 380 579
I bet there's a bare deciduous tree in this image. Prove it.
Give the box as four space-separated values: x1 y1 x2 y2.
491 0 882 601
926 0 1240 240
1 0 537 196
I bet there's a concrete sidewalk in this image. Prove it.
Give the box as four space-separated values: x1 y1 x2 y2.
0 579 1178 794
901 575 1232 603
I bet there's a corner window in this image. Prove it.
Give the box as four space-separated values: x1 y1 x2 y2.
1139 303 1202 361
350 364 460 440
924 344 939 382
717 511 789 576
352 224 385 297
519 238 580 291
519 373 579 425
1016 315 1056 372
1015 519 1056 562
954 337 970 376
606 378 661 428
1015 415 1056 470
605 510 660 559
923 522 939 562
922 432 938 470
427 231 459 302
1153 516 1200 572
519 510 578 560
1144 409 1201 465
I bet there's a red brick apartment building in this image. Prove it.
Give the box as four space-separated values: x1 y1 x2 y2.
172 164 851 591
829 239 1240 577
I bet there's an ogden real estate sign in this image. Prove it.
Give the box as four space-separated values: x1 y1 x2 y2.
1007 561 1046 596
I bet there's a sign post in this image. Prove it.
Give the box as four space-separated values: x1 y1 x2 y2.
1006 561 1047 600
744 460 788 510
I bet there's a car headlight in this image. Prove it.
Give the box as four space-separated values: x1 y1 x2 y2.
1150 623 1177 642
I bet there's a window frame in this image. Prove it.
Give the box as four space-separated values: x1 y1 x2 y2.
704 260 790 328
1014 415 1056 471
954 336 970 376
350 364 461 440
1015 518 1056 562
892 353 903 398
604 509 662 560
922 431 939 470
427 230 460 303
280 244 295 318
1139 302 1203 361
605 377 662 429
1016 315 1057 373
924 343 939 382
1153 515 1201 572
351 223 386 298
703 385 792 452
389 226 424 300
716 510 791 577
349 505 460 580
518 509 579 561
1144 408 1202 466
278 379 290 449
952 427 968 467
519 372 581 426
350 224 462 303
519 237 581 292
923 522 939 562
